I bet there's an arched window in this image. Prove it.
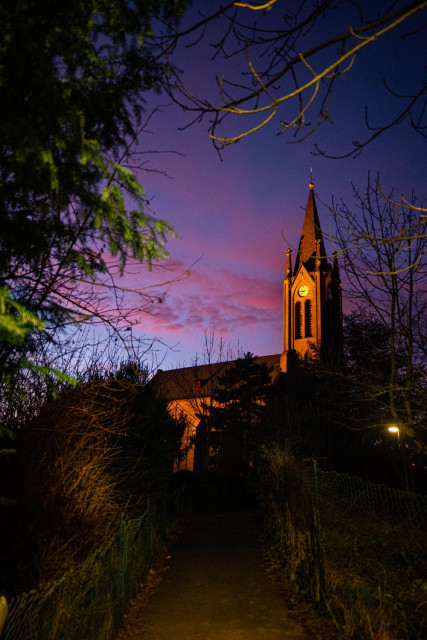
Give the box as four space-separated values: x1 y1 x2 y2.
295 302 302 339
305 299 312 337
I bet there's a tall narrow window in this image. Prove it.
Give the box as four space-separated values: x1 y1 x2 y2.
295 302 302 339
305 299 312 337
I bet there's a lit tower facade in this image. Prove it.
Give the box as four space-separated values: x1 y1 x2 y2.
280 182 343 373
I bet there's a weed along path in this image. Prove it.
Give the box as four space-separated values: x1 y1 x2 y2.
120 512 314 640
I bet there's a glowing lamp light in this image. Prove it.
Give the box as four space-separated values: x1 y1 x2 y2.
388 425 400 442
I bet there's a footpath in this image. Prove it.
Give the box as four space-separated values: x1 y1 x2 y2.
122 512 315 640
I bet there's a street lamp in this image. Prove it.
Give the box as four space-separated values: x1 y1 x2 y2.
388 425 400 442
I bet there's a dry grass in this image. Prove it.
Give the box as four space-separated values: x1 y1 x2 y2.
259 445 427 640
15 379 141 584
2 369 183 592
321 522 427 639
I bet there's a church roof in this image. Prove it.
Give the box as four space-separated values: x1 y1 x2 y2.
151 354 282 402
293 187 327 273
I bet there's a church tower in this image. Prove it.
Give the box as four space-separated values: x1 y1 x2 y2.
280 182 342 373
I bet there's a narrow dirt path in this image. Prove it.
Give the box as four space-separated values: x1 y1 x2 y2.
121 512 316 640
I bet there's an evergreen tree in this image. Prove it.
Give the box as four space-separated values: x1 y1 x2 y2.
199 353 272 476
0 0 187 402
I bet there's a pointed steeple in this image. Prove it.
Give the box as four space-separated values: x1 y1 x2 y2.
281 179 343 374
285 248 292 279
294 184 327 273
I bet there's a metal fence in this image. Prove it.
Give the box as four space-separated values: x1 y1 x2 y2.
314 465 427 529
261 456 427 638
2 500 166 640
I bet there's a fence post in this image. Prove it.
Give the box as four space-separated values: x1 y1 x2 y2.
312 460 326 603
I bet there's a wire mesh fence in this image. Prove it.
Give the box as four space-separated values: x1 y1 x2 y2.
2 500 166 640
260 453 427 639
4 460 427 640
315 466 427 529
313 465 427 638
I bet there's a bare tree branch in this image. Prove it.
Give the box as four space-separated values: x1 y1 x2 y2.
161 0 426 155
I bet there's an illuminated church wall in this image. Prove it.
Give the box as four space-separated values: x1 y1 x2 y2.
153 184 343 472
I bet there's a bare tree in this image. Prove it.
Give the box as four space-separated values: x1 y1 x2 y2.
331 176 426 450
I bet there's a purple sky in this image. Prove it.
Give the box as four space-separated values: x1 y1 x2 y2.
121 1 426 370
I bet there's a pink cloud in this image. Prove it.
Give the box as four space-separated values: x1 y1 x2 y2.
129 260 283 363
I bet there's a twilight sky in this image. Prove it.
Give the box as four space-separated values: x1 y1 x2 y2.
120 1 426 370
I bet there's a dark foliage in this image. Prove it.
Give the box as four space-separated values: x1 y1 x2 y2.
195 353 273 477
264 316 427 493
0 0 187 411
0 364 184 592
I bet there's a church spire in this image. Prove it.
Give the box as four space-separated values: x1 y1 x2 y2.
293 182 327 273
281 180 343 373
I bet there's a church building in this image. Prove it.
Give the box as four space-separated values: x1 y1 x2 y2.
281 180 343 372
152 183 343 471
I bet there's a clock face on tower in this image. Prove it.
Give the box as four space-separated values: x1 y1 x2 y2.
298 285 309 297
